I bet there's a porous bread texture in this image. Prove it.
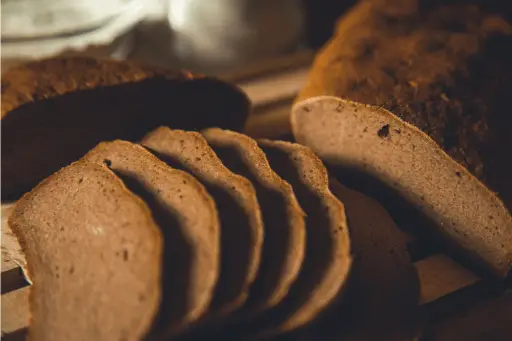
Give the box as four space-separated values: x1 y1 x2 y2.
141 127 264 318
8 162 162 341
82 140 220 336
1 56 250 201
255 139 351 336
202 128 306 314
291 96 512 277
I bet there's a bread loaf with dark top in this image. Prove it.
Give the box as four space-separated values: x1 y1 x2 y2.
297 0 512 208
1 57 249 201
293 0 512 277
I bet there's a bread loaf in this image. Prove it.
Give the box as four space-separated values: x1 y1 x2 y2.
1 57 249 201
292 0 512 277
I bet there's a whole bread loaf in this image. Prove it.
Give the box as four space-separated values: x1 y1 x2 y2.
293 0 512 277
1 57 249 201
297 0 512 208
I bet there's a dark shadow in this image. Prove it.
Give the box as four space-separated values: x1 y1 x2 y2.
1 328 28 341
1 267 29 295
109 169 192 339
144 147 253 314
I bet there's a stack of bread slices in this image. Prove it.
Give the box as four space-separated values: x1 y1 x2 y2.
8 127 357 341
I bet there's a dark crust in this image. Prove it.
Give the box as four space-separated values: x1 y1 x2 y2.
1 57 194 118
298 0 512 205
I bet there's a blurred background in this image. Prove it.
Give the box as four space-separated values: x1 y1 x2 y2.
0 0 356 75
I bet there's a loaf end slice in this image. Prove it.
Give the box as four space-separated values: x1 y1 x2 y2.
8 161 162 341
291 96 512 278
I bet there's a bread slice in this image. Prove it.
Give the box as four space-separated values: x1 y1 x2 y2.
82 140 220 337
252 140 352 336
1 56 249 201
141 127 264 318
291 96 512 278
8 161 163 341
202 128 306 314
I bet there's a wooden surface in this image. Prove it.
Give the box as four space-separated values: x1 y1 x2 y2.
1 50 509 340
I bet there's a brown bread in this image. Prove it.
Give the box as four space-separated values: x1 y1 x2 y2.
253 140 352 337
202 128 306 315
141 127 264 318
8 161 163 341
82 140 220 337
292 97 512 278
293 0 512 277
1 56 249 201
296 0 512 206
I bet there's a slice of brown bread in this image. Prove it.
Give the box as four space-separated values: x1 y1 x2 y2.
291 96 512 278
8 161 163 341
1 56 249 201
141 127 264 318
245 140 351 337
82 140 220 337
202 128 306 315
